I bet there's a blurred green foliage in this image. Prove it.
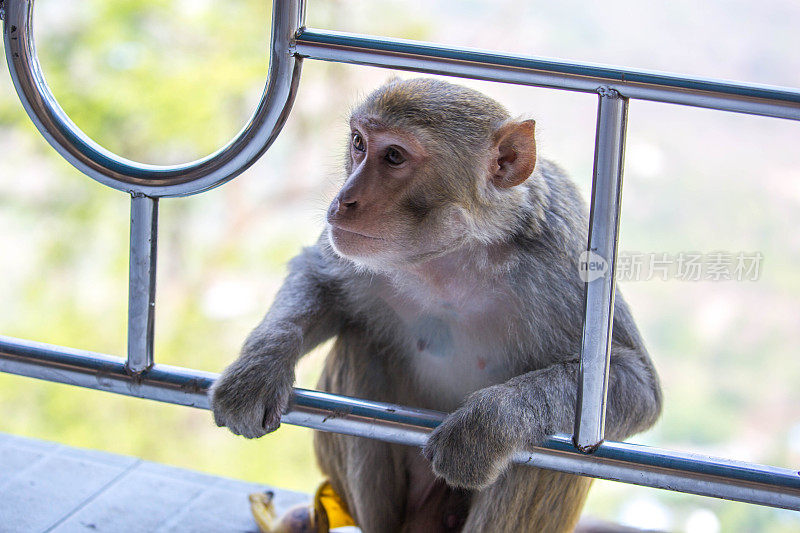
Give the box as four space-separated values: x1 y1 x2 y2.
0 0 326 494
1 1 799 532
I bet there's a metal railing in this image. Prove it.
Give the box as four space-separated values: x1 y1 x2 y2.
2 0 799 511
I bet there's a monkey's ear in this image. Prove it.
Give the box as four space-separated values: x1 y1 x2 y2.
490 120 537 189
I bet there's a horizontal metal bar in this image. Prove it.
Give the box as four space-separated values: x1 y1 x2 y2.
1 335 799 510
0 335 213 408
575 91 628 451
127 195 158 373
293 28 800 121
2 0 304 197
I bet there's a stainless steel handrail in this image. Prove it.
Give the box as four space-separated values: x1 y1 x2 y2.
1 335 799 511
293 28 800 121
2 0 304 197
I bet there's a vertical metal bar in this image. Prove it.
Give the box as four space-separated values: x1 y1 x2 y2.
574 88 628 452
127 194 158 373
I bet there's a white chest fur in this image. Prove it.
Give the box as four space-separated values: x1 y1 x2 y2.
374 274 520 410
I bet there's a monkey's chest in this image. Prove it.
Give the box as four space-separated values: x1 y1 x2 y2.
408 313 510 401
369 276 524 409
376 293 517 410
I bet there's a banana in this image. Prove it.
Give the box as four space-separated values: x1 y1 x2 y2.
249 490 318 533
249 480 357 533
249 491 279 532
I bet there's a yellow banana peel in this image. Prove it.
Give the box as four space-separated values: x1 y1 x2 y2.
249 491 281 532
249 480 356 533
314 480 356 531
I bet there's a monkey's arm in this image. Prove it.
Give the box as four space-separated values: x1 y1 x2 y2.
424 340 661 490
210 243 343 439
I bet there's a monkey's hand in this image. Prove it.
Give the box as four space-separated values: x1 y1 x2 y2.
210 357 295 439
423 385 525 490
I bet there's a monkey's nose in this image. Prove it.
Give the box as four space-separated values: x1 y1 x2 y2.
338 197 357 212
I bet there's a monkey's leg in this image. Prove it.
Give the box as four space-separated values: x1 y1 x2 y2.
399 450 472 533
314 431 408 532
462 466 592 533
312 330 415 532
312 339 401 531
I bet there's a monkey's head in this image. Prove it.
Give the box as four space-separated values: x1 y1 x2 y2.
327 78 538 272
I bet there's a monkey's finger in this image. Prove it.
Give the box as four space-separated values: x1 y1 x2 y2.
262 408 283 434
228 421 267 439
212 411 228 428
421 443 435 463
422 424 448 462
241 427 268 439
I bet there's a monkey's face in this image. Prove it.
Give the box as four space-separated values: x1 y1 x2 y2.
326 119 471 270
326 84 537 273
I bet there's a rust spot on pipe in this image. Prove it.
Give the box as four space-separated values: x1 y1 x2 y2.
322 407 352 423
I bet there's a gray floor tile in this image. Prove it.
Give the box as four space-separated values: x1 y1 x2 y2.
0 453 131 532
51 469 205 533
136 461 222 487
1 434 60 454
156 487 260 533
0 433 310 533
0 442 54 487
157 485 310 533
56 445 139 470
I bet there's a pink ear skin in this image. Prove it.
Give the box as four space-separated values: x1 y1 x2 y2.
490 120 537 189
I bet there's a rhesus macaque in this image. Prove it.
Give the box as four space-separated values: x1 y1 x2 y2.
211 78 662 533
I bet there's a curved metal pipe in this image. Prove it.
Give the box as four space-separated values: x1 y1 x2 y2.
2 0 304 197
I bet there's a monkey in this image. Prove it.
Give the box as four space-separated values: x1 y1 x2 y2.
210 77 662 533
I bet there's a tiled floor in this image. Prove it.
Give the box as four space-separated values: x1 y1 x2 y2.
0 432 309 533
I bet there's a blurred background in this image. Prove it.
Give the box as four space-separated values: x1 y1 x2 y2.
1 1 799 531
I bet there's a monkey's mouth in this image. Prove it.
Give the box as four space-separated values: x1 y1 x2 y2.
328 224 384 241
328 224 388 259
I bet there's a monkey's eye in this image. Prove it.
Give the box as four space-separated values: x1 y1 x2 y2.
385 147 405 166
352 133 366 152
